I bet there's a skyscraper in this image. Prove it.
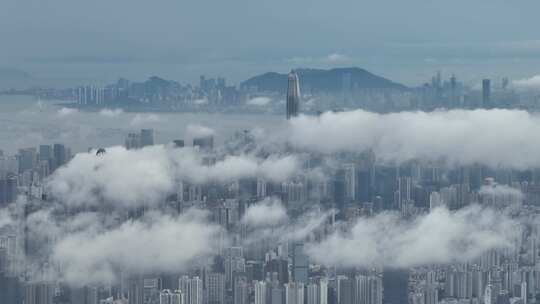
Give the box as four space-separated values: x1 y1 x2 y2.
178 276 202 304
285 282 304 304
292 243 308 284
482 79 491 109
160 289 184 304
53 143 66 171
140 129 155 147
254 281 267 304
206 273 225 304
193 135 214 151
286 70 300 120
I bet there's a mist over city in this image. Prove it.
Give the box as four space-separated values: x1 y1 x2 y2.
2 1 540 304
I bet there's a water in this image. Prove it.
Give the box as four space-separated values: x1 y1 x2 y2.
0 95 286 154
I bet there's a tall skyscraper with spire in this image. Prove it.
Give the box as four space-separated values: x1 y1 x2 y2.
286 70 301 120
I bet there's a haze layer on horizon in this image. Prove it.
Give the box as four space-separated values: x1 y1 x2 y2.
2 0 540 86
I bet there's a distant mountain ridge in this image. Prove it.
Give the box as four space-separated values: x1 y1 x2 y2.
241 67 408 93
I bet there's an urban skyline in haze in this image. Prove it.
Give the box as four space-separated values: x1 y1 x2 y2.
3 2 540 304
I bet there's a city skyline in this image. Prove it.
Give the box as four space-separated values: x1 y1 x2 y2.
3 1 540 304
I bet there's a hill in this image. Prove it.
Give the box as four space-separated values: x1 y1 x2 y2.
241 67 408 93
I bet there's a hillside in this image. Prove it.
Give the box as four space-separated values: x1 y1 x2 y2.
241 67 408 93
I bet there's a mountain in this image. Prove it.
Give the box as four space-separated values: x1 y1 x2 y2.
241 67 407 93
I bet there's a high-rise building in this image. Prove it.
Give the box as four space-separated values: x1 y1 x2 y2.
482 79 491 108
179 276 203 304
343 164 356 201
25 282 55 304
193 136 214 151
39 145 52 171
160 289 184 304
307 279 328 304
270 283 284 304
206 273 225 304
53 143 66 171
0 274 23 304
128 277 145 304
18 148 37 173
521 281 527 304
264 259 289 285
140 129 155 147
285 282 304 304
234 277 249 304
484 284 494 304
69 286 99 304
224 247 245 288
423 284 438 304
173 140 185 148
143 277 162 304
383 270 408 304
126 133 141 150
292 243 308 284
0 173 18 205
254 281 267 304
395 177 412 210
286 70 301 120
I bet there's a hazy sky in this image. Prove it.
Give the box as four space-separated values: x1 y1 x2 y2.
2 0 540 85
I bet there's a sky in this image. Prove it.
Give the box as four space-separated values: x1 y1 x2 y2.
2 0 540 86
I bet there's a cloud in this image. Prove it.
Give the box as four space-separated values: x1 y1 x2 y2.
247 97 272 106
287 109 540 169
0 208 14 230
241 204 332 247
242 198 288 227
51 209 223 286
46 145 300 208
286 53 349 65
306 205 519 268
185 124 216 138
57 107 79 117
325 53 349 63
513 75 540 90
478 184 523 207
193 98 208 105
99 108 124 117
129 113 161 126
47 146 174 208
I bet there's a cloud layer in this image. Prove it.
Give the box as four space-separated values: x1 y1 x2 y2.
47 145 299 208
247 97 272 106
242 198 288 227
306 205 519 268
185 124 216 138
287 109 540 169
513 75 540 90
51 210 223 286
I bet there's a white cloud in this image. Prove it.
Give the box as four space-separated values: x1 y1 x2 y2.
51 209 223 286
57 107 79 117
306 205 519 268
513 75 540 90
325 53 349 63
247 97 272 106
99 108 124 117
193 98 208 105
0 208 14 230
129 113 161 126
287 109 540 169
185 124 216 138
242 198 288 227
46 145 300 208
